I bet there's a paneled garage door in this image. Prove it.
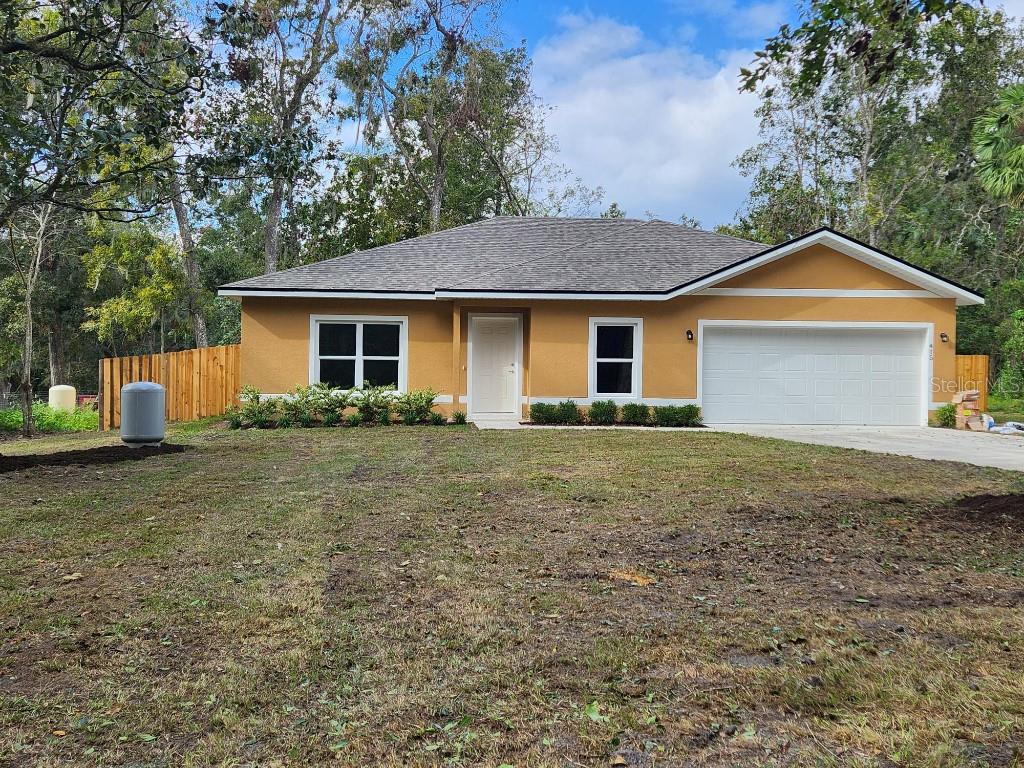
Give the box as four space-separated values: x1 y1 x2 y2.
700 325 926 425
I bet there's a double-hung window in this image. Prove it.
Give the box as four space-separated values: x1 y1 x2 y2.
311 316 407 391
589 318 642 399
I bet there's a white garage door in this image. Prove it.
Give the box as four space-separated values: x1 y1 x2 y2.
700 326 925 425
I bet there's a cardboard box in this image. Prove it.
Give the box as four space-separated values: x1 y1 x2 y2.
952 390 981 404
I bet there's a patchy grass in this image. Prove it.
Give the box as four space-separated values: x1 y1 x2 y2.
2 426 1023 767
989 395 1024 425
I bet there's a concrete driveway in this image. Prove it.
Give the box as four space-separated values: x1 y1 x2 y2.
711 424 1024 472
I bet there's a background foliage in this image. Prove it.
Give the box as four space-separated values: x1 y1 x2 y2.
3 0 1024 411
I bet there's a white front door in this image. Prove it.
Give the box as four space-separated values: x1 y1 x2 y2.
701 325 926 426
470 316 519 416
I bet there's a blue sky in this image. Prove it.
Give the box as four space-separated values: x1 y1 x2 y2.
487 0 1023 227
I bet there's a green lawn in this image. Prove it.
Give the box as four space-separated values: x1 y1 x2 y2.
2 425 1023 766
989 395 1024 425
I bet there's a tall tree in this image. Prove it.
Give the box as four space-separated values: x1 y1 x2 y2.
0 0 202 226
973 84 1024 204
3 204 60 435
740 0 971 93
203 0 358 273
82 222 186 352
726 67 851 243
168 173 208 346
347 0 498 231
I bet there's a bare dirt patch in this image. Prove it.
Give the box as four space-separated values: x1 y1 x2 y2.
956 493 1024 526
0 442 188 474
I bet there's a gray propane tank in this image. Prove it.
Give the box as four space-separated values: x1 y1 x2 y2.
120 381 166 447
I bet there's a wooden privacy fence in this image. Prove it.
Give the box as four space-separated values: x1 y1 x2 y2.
98 344 241 430
955 354 989 411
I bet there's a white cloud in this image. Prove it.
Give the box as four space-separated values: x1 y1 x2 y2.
532 13 760 227
669 0 787 40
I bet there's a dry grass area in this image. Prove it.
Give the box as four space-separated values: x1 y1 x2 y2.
2 425 1024 767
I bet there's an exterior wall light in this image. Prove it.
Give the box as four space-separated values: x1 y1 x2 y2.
940 332 949 343
686 329 694 341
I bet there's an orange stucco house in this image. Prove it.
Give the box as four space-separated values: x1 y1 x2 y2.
218 217 983 425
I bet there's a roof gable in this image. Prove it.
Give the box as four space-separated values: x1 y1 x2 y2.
716 243 921 290
676 228 983 306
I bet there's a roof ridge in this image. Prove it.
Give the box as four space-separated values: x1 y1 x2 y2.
442 219 654 289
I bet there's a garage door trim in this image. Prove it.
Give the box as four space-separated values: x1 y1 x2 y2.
697 320 933 426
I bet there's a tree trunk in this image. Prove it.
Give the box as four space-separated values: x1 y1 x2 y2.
169 176 209 347
47 324 66 387
20 290 34 437
265 179 285 274
429 181 443 232
16 204 50 437
428 151 445 232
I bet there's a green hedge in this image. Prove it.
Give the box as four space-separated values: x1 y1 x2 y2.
587 399 618 425
529 402 559 424
528 400 702 427
620 403 652 425
652 404 703 427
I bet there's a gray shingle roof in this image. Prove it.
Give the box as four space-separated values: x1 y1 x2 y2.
219 216 768 295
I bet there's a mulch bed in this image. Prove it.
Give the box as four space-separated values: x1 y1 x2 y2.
0 443 188 474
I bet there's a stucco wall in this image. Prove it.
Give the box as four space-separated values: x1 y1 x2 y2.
718 243 922 290
237 245 961 417
240 297 454 395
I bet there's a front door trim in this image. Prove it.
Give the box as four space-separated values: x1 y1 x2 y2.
467 313 523 418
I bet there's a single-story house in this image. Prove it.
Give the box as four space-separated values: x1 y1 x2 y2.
218 217 984 425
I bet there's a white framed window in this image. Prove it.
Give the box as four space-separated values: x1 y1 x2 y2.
589 317 643 400
309 315 408 391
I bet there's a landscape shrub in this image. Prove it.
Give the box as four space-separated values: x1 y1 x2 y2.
452 410 467 425
354 384 395 424
345 412 363 427
429 411 446 425
225 407 243 429
0 408 19 432
556 400 582 425
239 386 278 428
680 404 703 427
310 382 349 424
587 399 618 425
395 388 439 425
282 385 320 427
0 403 99 433
653 404 702 427
620 402 651 425
935 403 957 429
530 402 558 424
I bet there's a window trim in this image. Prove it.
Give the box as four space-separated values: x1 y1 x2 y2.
308 314 409 392
588 317 643 400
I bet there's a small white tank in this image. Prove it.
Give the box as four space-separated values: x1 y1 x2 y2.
120 381 166 447
48 384 76 412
